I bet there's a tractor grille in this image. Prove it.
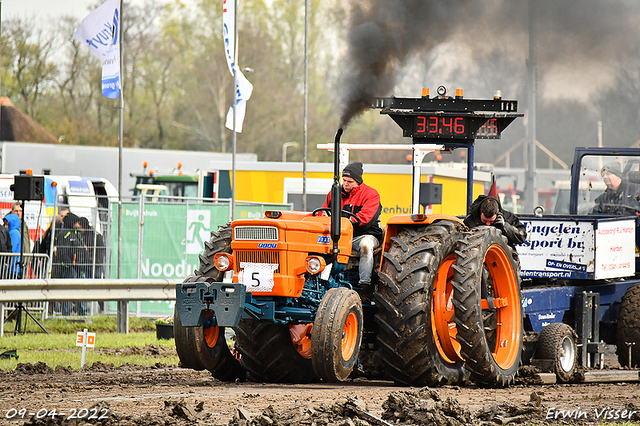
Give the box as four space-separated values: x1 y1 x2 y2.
234 226 279 241
235 251 281 273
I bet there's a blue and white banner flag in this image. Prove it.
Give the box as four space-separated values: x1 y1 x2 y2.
223 0 235 75
225 70 253 133
72 0 121 98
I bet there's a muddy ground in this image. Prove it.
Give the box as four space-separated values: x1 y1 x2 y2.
1 345 640 425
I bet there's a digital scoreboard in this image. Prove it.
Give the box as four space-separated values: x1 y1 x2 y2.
372 91 522 142
413 116 500 139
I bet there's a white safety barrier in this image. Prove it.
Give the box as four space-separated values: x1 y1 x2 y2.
0 278 182 336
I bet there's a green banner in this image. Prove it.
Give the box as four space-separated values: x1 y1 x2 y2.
111 202 291 279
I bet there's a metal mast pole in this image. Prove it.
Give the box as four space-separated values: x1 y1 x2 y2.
525 0 538 212
117 0 128 334
302 0 309 211
231 0 238 220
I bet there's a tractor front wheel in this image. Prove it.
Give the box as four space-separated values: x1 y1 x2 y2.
311 287 363 382
174 276 245 381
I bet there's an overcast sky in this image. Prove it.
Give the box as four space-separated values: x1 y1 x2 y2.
1 0 154 21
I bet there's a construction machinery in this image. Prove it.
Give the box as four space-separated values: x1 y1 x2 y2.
174 87 532 387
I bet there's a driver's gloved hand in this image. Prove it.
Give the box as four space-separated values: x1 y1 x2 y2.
493 212 505 229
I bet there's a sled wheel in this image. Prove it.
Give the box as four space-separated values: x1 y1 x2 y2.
376 221 467 386
536 322 577 383
235 319 315 383
311 287 363 382
616 283 640 367
452 227 523 387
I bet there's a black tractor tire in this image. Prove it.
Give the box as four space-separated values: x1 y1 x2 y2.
234 319 315 383
535 322 577 383
616 283 640 367
197 224 232 277
174 302 205 371
311 287 363 382
452 226 523 387
175 224 246 380
174 275 245 381
375 220 467 386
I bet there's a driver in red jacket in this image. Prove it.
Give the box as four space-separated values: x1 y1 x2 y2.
321 161 383 290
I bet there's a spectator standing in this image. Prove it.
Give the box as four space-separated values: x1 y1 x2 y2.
10 201 31 254
78 217 105 279
54 212 87 315
0 219 12 278
4 213 22 279
33 221 54 279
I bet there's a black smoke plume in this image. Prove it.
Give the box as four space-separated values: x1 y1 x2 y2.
337 0 640 129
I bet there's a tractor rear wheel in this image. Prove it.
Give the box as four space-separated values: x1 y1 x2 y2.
452 227 523 387
311 287 363 382
536 322 577 383
234 319 315 383
616 283 640 367
196 224 232 277
375 221 467 386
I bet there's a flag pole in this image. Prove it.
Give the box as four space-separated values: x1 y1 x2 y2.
231 0 238 220
116 0 128 333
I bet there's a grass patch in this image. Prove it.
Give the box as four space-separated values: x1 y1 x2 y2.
0 315 178 370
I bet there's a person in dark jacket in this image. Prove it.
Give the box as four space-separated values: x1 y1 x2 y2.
53 212 88 315
321 161 383 288
592 162 640 215
464 193 527 247
77 217 105 279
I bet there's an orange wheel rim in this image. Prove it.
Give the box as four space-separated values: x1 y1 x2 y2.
289 324 313 359
483 244 521 370
432 254 463 363
204 325 220 348
342 312 358 361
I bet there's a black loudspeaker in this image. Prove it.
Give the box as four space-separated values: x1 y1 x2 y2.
11 175 45 201
419 182 443 206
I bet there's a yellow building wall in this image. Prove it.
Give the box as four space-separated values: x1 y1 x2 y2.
234 169 486 224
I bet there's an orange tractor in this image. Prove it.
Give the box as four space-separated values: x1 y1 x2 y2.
175 88 524 386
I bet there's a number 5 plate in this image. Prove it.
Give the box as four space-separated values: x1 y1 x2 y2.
239 262 278 293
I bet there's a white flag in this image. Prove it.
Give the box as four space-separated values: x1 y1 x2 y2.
223 0 235 75
72 0 121 98
225 70 254 133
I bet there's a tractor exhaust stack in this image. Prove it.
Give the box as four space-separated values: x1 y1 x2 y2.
331 128 343 254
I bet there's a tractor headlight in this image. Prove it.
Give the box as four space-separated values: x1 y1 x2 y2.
214 253 234 271
305 256 326 274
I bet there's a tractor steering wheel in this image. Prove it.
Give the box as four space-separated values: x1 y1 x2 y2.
311 207 361 226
